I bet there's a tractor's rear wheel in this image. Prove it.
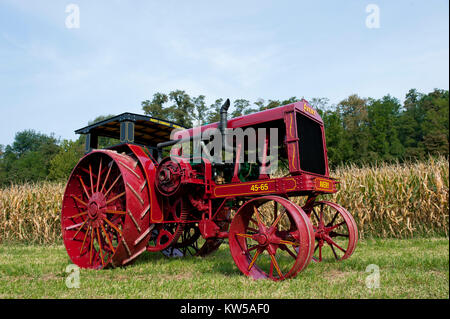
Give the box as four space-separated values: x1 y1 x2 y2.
307 201 358 262
61 150 152 269
229 196 315 281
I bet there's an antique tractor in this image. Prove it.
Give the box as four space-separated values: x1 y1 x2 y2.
61 99 358 281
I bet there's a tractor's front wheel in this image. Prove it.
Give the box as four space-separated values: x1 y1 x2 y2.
229 196 315 281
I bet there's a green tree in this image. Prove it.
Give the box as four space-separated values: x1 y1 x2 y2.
367 95 403 161
265 99 282 110
141 93 169 119
0 130 60 185
193 95 208 126
280 97 299 105
420 89 449 155
321 108 350 167
206 98 224 123
338 94 371 163
48 139 85 181
231 99 251 118
168 90 195 127
397 89 426 158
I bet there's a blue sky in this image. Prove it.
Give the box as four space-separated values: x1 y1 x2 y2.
0 0 448 146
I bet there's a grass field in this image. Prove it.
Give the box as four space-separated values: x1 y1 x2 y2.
0 237 448 299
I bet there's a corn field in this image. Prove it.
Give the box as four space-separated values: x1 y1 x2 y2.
327 156 449 238
0 156 448 244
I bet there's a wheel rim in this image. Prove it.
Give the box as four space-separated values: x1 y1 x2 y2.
229 196 314 281
61 150 151 269
308 201 358 262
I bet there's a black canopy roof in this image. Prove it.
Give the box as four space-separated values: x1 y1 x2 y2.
75 112 186 146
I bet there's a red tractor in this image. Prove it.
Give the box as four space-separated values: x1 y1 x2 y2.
61 99 358 281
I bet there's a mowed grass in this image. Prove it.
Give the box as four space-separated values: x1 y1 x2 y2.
0 238 448 299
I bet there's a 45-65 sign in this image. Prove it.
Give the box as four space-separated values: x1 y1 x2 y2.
250 183 269 192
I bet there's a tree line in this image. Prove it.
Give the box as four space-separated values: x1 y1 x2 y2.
0 88 448 185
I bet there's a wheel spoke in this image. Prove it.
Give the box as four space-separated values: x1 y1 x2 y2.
273 201 278 221
331 232 349 238
235 233 254 239
89 164 94 196
270 208 286 230
69 211 87 219
80 225 91 254
104 218 123 237
101 161 113 193
277 239 300 246
96 227 105 267
247 248 262 271
252 205 264 228
328 237 347 253
314 243 319 253
329 242 339 259
89 227 94 265
78 176 90 199
312 208 320 223
71 195 88 207
326 211 339 227
105 209 127 215
269 259 274 278
269 253 283 279
106 191 126 205
96 159 102 192
319 203 324 225
101 224 115 254
104 174 122 198
327 221 346 231
72 218 88 240
283 245 297 259
247 227 258 233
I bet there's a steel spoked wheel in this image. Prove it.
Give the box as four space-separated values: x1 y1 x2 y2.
229 196 314 281
308 201 358 262
61 150 151 269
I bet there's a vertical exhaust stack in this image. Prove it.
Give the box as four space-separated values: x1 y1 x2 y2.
218 99 231 154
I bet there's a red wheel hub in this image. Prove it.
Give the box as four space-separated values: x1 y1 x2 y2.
87 192 106 227
254 233 268 246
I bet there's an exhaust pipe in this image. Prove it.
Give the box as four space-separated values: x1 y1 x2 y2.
218 99 230 150
218 99 235 156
